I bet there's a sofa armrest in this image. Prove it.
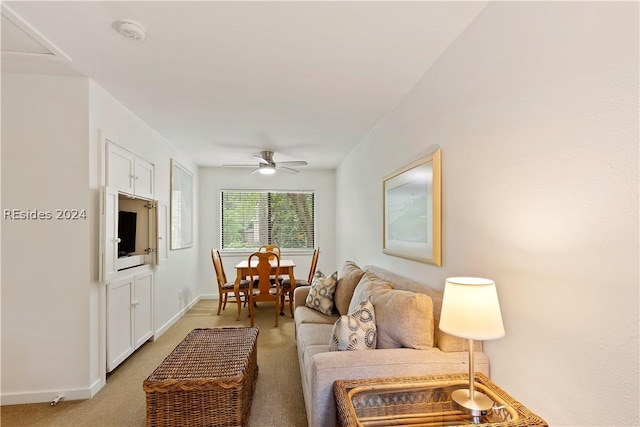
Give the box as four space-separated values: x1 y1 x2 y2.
294 286 310 309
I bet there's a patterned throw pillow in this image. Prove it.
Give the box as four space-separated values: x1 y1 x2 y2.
329 299 376 351
305 271 338 315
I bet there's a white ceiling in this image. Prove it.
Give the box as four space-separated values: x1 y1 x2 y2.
1 1 487 169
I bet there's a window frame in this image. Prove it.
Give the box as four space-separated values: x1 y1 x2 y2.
219 189 317 255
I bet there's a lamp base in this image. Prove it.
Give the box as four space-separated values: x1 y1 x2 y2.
450 388 494 417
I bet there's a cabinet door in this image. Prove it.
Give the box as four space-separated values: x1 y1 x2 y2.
156 201 169 265
134 157 154 199
100 187 119 283
107 277 134 372
133 271 154 348
106 143 135 195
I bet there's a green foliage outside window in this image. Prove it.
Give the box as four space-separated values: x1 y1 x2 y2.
221 191 315 250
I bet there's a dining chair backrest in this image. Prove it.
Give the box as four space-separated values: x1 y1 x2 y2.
215 249 229 283
211 249 226 288
307 247 320 283
249 250 281 295
248 250 282 327
259 244 281 260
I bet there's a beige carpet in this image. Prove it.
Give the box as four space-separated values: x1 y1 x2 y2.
0 299 308 427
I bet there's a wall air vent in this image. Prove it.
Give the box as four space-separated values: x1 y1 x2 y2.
1 14 52 55
0 4 71 60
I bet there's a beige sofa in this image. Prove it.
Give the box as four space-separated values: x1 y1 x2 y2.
293 263 490 427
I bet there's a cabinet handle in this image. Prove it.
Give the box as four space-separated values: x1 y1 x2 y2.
132 301 140 307
115 238 121 243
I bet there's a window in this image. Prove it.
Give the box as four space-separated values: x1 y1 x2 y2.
221 190 315 251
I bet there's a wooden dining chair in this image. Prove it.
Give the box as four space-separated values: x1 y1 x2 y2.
281 247 320 317
211 249 251 316
259 244 283 283
259 244 281 259
248 250 281 327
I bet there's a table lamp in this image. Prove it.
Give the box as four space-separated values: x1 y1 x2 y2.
439 277 505 416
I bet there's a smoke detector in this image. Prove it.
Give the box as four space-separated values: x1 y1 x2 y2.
115 19 146 41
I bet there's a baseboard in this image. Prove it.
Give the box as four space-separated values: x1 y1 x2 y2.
1 386 93 406
154 295 205 338
89 378 103 398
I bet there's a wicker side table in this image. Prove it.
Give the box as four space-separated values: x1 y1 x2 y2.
334 372 547 427
143 327 259 427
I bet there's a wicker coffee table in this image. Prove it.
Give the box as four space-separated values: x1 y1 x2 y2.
143 327 259 427
334 372 547 427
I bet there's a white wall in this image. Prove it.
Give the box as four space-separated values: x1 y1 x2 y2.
336 2 638 426
198 167 335 297
1 74 92 402
0 73 200 404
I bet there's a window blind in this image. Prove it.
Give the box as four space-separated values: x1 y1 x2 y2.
221 191 315 250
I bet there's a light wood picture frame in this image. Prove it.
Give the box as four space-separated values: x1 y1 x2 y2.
170 159 193 250
383 148 441 265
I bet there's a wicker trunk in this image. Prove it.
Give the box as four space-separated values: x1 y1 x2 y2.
143 327 259 427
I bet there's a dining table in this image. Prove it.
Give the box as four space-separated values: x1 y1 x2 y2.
233 258 296 320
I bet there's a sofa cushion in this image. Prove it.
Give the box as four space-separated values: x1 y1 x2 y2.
370 287 434 349
297 323 336 349
294 305 340 325
305 271 338 315
334 261 365 315
329 299 376 351
348 272 393 314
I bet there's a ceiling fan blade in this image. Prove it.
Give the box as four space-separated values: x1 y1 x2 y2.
249 168 261 174
277 166 300 174
277 160 308 167
222 164 256 168
252 154 270 165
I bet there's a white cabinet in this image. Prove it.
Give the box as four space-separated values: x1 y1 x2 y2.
106 270 154 372
106 142 154 199
102 136 158 372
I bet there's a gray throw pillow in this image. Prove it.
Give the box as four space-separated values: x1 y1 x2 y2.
305 271 338 315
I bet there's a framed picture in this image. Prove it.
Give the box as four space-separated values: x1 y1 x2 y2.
383 148 441 265
170 159 193 250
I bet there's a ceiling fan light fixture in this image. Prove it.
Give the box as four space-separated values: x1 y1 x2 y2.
258 164 276 175
222 150 307 174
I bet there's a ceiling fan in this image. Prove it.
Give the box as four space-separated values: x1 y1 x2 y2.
223 150 308 175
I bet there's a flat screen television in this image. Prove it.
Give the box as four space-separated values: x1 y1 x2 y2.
118 210 137 257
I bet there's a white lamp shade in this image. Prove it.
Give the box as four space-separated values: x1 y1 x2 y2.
439 277 505 340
